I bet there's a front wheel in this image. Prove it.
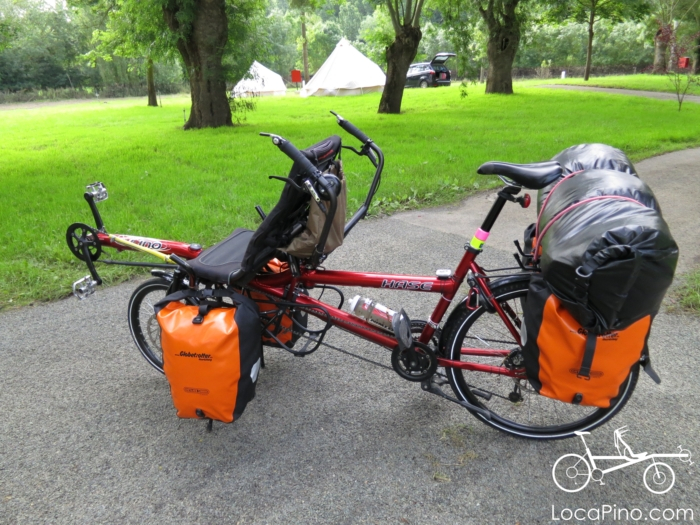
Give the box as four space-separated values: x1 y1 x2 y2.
643 462 675 494
128 278 172 373
443 278 639 439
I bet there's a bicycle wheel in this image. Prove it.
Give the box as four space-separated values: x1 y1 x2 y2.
443 278 639 440
643 462 675 494
552 454 592 492
128 278 171 374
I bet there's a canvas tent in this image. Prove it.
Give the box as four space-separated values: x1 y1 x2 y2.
232 61 287 97
300 39 386 97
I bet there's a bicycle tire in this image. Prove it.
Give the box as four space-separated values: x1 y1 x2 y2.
128 278 171 374
443 278 639 440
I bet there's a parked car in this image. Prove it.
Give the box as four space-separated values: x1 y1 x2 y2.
405 53 456 88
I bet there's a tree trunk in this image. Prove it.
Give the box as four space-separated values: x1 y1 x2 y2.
693 34 700 74
377 25 422 114
163 0 232 129
584 7 596 81
147 57 158 107
653 30 668 74
301 13 309 83
668 40 678 73
480 0 521 94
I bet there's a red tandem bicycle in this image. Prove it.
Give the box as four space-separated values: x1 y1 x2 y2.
65 112 641 440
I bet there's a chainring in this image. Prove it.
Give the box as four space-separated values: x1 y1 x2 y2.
391 341 438 382
66 222 102 262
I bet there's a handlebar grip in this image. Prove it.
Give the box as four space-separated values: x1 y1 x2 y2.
276 138 321 178
334 115 370 144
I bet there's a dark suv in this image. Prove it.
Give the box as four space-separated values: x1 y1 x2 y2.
405 53 456 88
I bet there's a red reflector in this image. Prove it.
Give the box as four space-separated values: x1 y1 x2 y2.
522 194 531 208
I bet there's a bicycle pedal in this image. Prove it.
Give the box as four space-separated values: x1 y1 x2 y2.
72 275 97 300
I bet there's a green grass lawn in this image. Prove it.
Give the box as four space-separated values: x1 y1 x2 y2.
2 84 700 308
678 269 700 313
525 74 700 96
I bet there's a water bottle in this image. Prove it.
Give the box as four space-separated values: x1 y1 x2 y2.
348 295 398 332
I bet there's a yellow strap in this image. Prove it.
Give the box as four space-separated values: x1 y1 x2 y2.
469 236 485 250
110 235 174 263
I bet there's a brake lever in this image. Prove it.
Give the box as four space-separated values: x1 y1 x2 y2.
341 144 378 167
303 179 328 215
269 175 303 192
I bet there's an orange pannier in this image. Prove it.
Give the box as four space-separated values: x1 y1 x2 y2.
249 259 307 348
522 275 651 408
155 289 262 423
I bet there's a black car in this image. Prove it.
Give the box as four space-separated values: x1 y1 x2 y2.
405 53 456 88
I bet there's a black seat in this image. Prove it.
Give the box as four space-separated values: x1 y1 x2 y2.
477 161 562 190
187 228 253 285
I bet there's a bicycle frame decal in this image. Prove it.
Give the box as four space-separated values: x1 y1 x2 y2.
380 279 434 291
552 427 693 494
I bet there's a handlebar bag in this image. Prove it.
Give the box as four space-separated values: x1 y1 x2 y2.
522 274 651 408
154 289 262 423
284 161 347 258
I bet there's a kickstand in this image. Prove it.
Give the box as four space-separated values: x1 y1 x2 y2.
206 418 214 432
421 377 492 420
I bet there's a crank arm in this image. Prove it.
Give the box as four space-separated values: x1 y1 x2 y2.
81 242 102 285
421 379 492 420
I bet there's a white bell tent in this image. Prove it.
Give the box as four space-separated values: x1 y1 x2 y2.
232 61 287 97
300 39 386 97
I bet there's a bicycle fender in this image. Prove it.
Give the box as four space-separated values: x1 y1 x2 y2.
438 273 532 354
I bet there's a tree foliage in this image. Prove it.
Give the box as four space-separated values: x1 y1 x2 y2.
517 20 654 68
547 0 649 80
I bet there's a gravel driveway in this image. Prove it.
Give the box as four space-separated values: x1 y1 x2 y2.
1 149 699 525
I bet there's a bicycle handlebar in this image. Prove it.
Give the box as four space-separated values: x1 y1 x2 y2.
330 111 370 144
260 133 322 179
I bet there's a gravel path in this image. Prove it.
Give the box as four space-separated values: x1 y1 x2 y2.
1 149 699 524
538 84 700 104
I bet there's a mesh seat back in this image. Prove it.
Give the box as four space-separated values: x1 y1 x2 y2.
240 135 342 279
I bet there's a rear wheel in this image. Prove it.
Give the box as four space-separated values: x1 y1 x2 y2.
443 279 638 440
128 278 171 373
419 80 428 88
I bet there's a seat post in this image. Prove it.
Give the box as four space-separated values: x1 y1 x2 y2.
479 186 521 234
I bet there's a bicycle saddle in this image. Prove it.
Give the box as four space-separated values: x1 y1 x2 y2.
477 161 563 189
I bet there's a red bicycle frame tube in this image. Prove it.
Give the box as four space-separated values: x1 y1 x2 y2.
99 227 524 378
251 244 524 377
96 233 202 259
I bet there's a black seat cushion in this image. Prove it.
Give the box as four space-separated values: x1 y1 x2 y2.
477 161 562 189
188 228 254 284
